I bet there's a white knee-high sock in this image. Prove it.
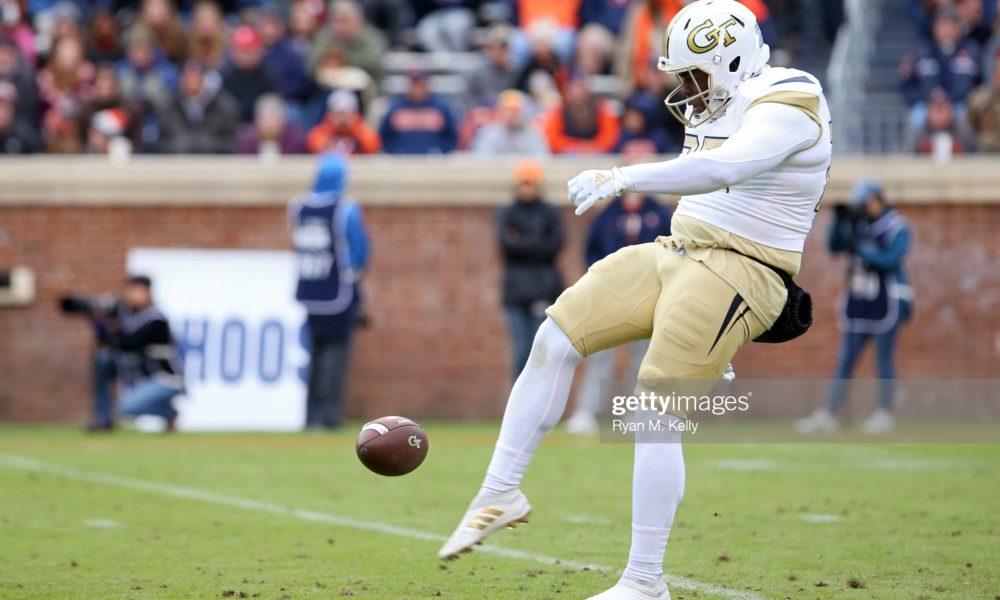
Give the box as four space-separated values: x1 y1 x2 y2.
477 318 582 501
622 433 685 584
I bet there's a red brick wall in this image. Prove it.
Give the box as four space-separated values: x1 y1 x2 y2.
0 202 997 423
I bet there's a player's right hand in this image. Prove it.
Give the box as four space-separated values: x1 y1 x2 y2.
567 168 629 215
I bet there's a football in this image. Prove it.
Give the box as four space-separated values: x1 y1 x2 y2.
356 416 429 476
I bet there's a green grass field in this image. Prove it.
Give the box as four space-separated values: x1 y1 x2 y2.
1 424 998 600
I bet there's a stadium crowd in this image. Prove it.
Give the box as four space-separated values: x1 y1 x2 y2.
901 0 1000 153
0 0 818 156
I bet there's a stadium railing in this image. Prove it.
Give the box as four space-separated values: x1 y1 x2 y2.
827 0 882 155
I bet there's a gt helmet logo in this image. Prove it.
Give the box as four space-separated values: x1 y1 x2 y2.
687 17 740 54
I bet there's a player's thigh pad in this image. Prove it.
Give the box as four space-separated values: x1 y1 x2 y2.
638 253 769 391
546 243 662 357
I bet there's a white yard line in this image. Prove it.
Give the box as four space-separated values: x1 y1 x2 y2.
561 514 615 526
797 514 843 523
83 518 123 528
0 453 765 600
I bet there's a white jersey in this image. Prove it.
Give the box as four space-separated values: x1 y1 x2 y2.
620 66 833 252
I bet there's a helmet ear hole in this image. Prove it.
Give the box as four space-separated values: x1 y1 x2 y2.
729 56 741 73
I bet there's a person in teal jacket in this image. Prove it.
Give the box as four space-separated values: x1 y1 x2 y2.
798 180 914 434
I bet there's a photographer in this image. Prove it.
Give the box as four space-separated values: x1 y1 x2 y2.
66 275 184 431
798 181 913 434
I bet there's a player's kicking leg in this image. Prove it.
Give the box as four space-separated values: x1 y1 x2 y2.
438 317 579 558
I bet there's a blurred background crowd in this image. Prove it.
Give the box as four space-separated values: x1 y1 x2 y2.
0 0 998 157
0 0 836 157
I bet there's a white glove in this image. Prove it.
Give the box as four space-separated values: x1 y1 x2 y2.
567 167 631 215
721 362 736 382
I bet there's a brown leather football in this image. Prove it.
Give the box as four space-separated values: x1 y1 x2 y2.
356 416 429 476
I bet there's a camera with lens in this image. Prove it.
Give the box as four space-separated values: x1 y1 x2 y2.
59 294 121 318
832 204 864 253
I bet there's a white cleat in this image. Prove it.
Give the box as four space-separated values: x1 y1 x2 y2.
587 577 671 600
861 409 895 434
565 410 599 435
437 489 532 560
795 408 839 434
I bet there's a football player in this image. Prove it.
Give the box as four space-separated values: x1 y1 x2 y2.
439 1 833 598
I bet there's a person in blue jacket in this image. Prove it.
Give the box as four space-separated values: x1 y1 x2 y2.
288 154 369 430
379 69 458 154
798 180 914 435
565 191 672 434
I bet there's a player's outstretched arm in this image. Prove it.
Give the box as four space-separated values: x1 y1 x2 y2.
567 102 821 215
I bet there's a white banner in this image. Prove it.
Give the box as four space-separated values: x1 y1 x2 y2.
127 248 307 431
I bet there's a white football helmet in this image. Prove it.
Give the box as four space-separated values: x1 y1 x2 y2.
657 0 770 127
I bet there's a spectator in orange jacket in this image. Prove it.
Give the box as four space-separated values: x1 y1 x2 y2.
306 89 381 154
509 0 581 67
542 76 620 154
615 0 681 94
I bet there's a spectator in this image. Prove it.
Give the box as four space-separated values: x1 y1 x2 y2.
36 35 93 117
306 88 380 154
615 0 681 94
471 89 549 156
908 0 941 37
497 159 564 380
798 181 913 435
579 0 633 35
157 59 240 153
312 41 377 114
289 154 370 430
0 38 37 124
734 0 780 48
0 81 40 153
913 87 976 155
379 70 458 154
464 24 519 110
985 36 1000 83
222 25 277 123
41 96 80 152
900 8 981 129
80 63 144 151
84 8 122 64
955 0 996 45
573 23 614 76
967 56 1000 151
1 0 37 66
236 93 308 155
309 0 387 85
289 0 323 48
616 92 676 154
187 0 226 69
137 0 187 62
636 67 685 148
565 189 672 434
258 4 312 105
34 0 81 57
509 0 580 65
542 75 620 154
514 21 571 97
414 0 476 52
115 25 179 110
85 107 131 154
